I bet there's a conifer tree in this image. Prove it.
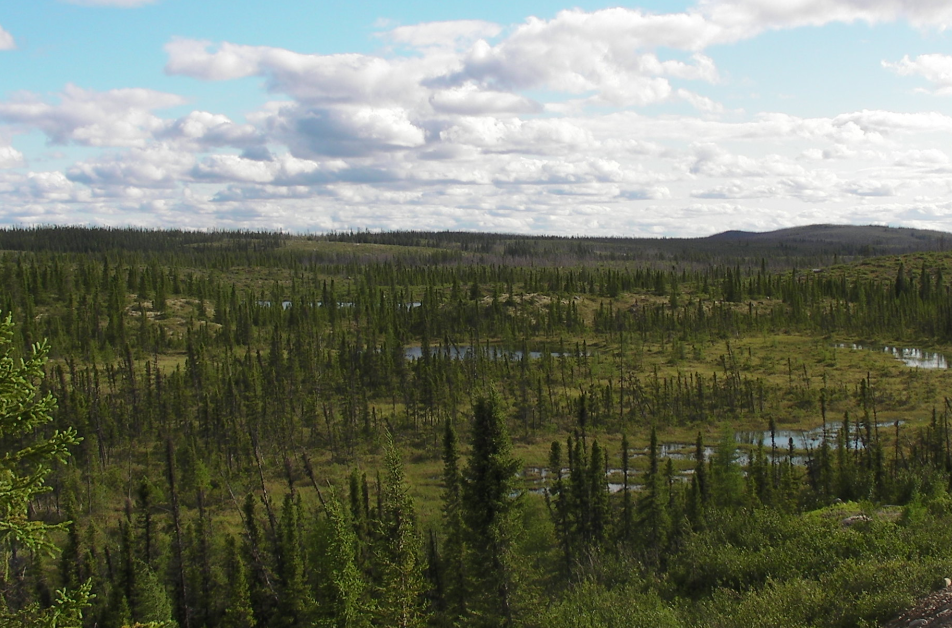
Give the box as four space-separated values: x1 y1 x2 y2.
221 537 255 628
375 433 425 628
0 312 87 626
440 420 466 621
276 492 313 628
324 493 372 628
687 431 708 529
588 440 610 546
637 426 670 566
618 435 633 543
463 392 520 627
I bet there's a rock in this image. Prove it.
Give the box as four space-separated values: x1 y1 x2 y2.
840 514 871 527
883 587 952 627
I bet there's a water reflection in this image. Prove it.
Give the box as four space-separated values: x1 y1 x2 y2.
735 421 901 451
404 346 577 361
835 343 949 369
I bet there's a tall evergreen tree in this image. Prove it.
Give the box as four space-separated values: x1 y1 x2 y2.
440 419 466 621
221 536 255 628
324 494 372 628
375 433 425 628
463 392 520 627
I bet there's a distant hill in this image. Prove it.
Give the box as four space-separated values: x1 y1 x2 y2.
3 223 950 271
705 224 951 252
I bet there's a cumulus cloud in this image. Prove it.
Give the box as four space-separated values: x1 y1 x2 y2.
67 144 194 188
884 54 952 94
700 0 952 37
193 153 354 187
21 171 80 202
893 148 950 167
677 89 725 113
158 111 263 148
689 144 805 177
843 178 903 197
430 84 541 116
0 145 24 169
385 20 502 50
439 117 595 155
263 105 426 158
11 6 952 234
0 84 185 147
0 25 15 50
165 39 435 108
443 11 721 106
621 186 672 200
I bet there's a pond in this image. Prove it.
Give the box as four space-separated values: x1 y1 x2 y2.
404 346 579 361
256 300 420 309
736 420 901 452
835 343 949 369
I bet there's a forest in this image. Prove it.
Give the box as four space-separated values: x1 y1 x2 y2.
3 224 952 628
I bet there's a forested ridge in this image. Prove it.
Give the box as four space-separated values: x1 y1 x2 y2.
4 226 952 627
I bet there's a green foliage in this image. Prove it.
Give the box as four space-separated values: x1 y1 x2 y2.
463 391 520 626
536 581 681 628
0 313 81 557
6 228 952 627
374 434 425 628
321 493 372 628
0 312 85 625
0 581 93 628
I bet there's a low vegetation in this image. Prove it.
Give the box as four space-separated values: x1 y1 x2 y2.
1 225 952 627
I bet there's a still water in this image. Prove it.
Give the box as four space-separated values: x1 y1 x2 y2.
835 343 949 369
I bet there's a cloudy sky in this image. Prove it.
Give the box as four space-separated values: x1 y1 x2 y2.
3 0 952 236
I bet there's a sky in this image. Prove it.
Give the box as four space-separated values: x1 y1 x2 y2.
3 1 952 237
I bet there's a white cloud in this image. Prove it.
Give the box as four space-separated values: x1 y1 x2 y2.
430 84 541 116
700 0 952 36
884 54 952 94
0 25 15 50
621 186 671 200
893 148 950 167
165 39 435 108
0 84 185 147
446 11 721 106
692 180 776 199
843 178 903 197
677 89 724 113
689 144 805 177
67 144 194 188
439 117 596 155
164 39 269 81
13 7 952 234
159 111 263 148
263 105 426 158
21 171 79 202
385 20 502 50
0 145 23 169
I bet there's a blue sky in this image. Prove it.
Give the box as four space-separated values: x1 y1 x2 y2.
3 0 952 236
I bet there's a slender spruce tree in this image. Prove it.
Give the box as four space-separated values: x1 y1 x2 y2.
463 391 520 627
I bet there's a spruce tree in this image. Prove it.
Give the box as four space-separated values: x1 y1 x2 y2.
0 312 87 626
221 537 255 628
463 392 519 627
375 433 425 628
440 420 466 621
637 426 670 566
324 494 371 628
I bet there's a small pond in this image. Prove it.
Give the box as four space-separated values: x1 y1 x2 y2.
404 346 579 361
835 343 949 369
